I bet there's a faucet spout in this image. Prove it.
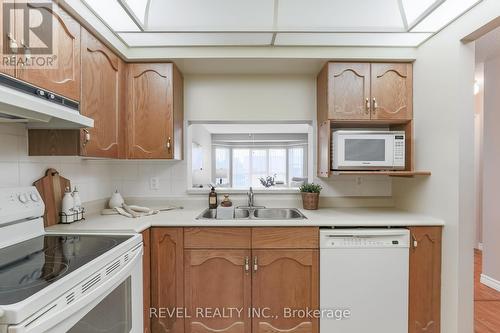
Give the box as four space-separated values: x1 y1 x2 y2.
247 187 255 207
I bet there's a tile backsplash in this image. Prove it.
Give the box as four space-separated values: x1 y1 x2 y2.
0 124 391 203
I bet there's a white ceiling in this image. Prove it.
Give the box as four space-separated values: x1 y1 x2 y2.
81 0 483 47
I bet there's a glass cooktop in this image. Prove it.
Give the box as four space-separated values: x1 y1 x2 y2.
0 234 131 305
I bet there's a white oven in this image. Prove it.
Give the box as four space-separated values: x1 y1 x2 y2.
0 187 144 333
332 130 405 170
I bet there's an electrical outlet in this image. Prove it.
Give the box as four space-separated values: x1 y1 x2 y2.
150 177 160 190
356 177 362 185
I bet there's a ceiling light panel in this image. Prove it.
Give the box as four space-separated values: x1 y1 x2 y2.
411 0 482 32
277 0 405 31
83 0 140 31
119 33 274 46
401 0 440 27
146 0 275 31
122 0 148 25
274 32 432 47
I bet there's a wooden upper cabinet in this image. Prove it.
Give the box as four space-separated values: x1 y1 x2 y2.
317 62 413 122
252 250 319 333
127 63 184 159
80 29 123 158
0 0 15 76
371 63 413 120
319 63 371 122
185 249 252 333
151 228 184 333
408 227 442 333
16 1 81 101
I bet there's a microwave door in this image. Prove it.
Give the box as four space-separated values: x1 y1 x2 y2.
336 135 394 169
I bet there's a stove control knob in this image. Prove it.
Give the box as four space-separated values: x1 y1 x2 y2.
18 193 28 204
30 192 40 202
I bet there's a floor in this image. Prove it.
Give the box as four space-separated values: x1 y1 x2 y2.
475 249 500 332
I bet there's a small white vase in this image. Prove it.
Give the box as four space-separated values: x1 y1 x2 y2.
109 190 124 209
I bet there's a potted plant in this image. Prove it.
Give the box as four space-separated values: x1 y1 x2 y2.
299 183 323 210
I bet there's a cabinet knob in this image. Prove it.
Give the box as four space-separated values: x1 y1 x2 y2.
412 234 418 248
244 256 250 273
253 256 258 272
167 137 172 149
365 98 370 114
372 98 378 112
83 129 90 146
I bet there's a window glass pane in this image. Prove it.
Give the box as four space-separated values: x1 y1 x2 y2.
269 149 287 185
251 149 267 187
214 147 230 186
345 139 385 161
232 149 250 188
289 147 305 186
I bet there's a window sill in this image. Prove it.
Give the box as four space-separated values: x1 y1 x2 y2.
187 188 301 195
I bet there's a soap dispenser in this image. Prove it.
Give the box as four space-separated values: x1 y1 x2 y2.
209 186 218 209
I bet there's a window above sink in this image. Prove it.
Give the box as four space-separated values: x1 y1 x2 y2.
188 122 313 193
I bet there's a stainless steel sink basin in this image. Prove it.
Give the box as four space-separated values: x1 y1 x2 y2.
252 208 306 220
196 208 306 220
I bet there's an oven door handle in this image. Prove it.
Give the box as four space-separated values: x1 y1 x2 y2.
7 244 143 333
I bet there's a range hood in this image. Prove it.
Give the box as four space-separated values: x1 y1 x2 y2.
0 75 93 129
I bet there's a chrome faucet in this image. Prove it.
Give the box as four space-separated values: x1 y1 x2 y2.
247 187 255 208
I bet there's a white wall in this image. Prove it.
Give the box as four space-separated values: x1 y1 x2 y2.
482 55 500 283
392 1 500 332
474 67 484 249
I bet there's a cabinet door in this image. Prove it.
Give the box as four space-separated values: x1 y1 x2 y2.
80 29 122 158
142 229 151 333
16 1 81 101
408 227 442 333
151 228 184 333
184 249 251 333
0 0 15 76
252 250 319 333
371 63 413 120
328 63 371 120
127 63 173 159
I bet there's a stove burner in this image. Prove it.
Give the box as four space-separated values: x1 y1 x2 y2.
0 262 69 292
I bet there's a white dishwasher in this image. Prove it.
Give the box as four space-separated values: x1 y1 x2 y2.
320 228 410 333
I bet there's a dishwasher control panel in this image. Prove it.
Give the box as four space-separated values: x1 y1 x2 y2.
320 229 410 248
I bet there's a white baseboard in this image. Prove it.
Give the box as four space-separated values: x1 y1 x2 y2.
477 242 483 251
480 274 500 292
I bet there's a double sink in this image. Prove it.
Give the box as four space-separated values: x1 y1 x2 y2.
196 207 307 220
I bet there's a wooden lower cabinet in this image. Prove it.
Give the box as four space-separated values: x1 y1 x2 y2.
252 250 319 333
408 227 442 333
184 249 252 333
151 228 184 333
142 229 151 333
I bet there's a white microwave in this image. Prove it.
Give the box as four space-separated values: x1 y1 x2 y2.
332 130 405 170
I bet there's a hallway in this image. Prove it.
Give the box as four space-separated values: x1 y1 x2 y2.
475 250 500 332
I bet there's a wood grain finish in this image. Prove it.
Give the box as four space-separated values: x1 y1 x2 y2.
185 249 251 333
475 249 500 332
252 250 319 333
33 168 70 227
0 0 15 76
80 29 123 158
371 63 413 121
251 228 319 249
16 1 81 101
142 229 151 333
28 129 81 156
127 63 183 159
184 228 251 249
151 228 184 333
408 227 442 333
328 63 371 120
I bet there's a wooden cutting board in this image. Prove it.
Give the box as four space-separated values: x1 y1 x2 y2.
34 168 71 227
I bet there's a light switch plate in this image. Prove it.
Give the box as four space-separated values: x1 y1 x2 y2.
150 177 160 190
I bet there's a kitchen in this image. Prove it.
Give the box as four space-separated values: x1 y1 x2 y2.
0 0 498 333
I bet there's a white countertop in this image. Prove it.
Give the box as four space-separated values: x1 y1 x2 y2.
46 207 444 234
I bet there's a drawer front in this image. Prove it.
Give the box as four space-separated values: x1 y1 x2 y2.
184 228 251 249
252 227 319 249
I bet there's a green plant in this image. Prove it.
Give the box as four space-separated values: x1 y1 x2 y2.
299 183 323 194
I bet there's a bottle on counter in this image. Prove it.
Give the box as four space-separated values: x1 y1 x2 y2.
72 187 82 221
221 194 233 207
209 186 218 209
61 187 74 223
